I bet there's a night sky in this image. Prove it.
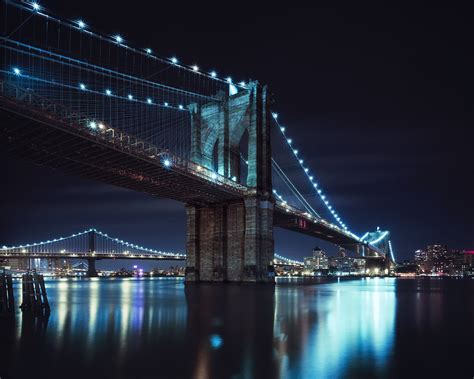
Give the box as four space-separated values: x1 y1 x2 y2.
1 3 472 267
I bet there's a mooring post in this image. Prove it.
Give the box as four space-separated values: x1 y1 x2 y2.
38 275 50 313
20 273 30 310
33 272 43 310
0 272 6 312
6 274 14 311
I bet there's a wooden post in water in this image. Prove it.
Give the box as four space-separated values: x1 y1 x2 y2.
20 273 30 310
0 272 7 312
38 275 50 313
6 274 14 311
33 272 43 310
20 271 50 315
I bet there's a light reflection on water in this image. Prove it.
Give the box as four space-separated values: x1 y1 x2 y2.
0 277 472 378
274 278 396 378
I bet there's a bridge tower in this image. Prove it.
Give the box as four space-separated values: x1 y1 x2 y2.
87 230 98 277
185 82 274 282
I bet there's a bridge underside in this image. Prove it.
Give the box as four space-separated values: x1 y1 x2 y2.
273 205 381 256
0 97 244 206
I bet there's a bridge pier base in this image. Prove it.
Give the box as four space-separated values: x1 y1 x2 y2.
86 258 98 278
185 196 274 283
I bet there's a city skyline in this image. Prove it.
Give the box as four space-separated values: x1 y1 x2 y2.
1 2 472 264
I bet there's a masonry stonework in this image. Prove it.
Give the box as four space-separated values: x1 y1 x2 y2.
185 82 275 282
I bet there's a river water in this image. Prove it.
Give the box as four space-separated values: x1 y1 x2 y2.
0 277 472 378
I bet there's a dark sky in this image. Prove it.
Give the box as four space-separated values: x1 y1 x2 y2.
1 3 472 267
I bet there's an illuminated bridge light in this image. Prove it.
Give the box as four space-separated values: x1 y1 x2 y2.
128 94 133 100
192 65 199 72
105 89 112 96
13 67 21 76
31 2 40 11
77 20 86 29
146 48 152 54
272 112 278 119
179 104 184 110
226 77 232 83
163 159 171 167
79 83 86 90
114 35 123 44
211 172 218 180
147 98 152 104
239 81 246 87
89 121 97 129
210 71 217 78
281 127 286 132
171 57 178 64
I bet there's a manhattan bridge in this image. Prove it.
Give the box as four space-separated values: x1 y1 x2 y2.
0 1 396 282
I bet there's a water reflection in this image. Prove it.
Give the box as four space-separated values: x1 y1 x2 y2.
0 277 471 378
274 278 396 378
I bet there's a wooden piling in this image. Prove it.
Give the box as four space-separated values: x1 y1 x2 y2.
0 273 7 312
0 272 16 313
38 275 50 312
6 274 14 311
20 271 50 315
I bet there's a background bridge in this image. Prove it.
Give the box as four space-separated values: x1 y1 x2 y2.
0 228 303 276
0 1 395 282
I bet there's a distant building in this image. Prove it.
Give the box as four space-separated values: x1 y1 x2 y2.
353 258 366 275
415 245 449 274
304 247 329 275
5 258 29 270
414 245 473 276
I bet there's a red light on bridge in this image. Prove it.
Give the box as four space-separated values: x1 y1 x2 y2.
298 219 308 229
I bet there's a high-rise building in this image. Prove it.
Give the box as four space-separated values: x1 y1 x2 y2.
304 247 329 275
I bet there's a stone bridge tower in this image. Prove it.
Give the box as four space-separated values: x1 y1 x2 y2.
185 82 274 282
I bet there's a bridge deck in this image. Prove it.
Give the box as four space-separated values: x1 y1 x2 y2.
0 83 246 205
0 81 382 256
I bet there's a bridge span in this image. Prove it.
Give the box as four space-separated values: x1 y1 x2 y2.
0 1 395 282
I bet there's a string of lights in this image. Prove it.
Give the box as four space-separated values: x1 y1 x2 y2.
10 1 249 90
0 228 184 257
0 228 305 264
5 68 190 112
271 112 352 233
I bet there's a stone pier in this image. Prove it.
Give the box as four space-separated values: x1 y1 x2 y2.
185 82 274 282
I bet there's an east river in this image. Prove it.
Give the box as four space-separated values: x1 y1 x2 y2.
0 277 472 378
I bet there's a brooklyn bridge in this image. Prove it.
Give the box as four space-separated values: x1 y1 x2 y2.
0 1 395 282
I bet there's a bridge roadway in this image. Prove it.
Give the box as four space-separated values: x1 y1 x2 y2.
0 81 382 257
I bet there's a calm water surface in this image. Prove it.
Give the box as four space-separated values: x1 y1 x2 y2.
0 277 472 378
